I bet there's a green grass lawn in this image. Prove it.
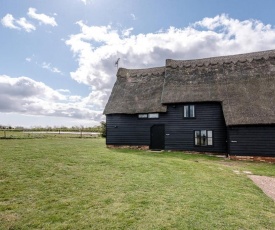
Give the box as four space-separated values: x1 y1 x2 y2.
1 138 275 229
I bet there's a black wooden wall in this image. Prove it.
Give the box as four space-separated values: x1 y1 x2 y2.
106 102 227 153
228 125 275 157
164 103 227 153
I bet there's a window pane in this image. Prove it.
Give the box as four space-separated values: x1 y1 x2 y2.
184 106 189 117
207 131 213 145
207 131 212 138
195 131 200 145
201 130 207 145
138 114 147 118
190 105 195 117
208 138 213 146
148 113 159 118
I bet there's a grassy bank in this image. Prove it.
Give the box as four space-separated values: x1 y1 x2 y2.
0 138 275 229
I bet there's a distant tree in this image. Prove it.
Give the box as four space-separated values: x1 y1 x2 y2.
60 126 68 131
100 121 106 137
15 126 24 130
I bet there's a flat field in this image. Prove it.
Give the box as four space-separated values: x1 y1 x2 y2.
1 137 275 229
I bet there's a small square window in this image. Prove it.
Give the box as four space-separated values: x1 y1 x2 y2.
195 131 201 145
183 105 195 118
138 114 148 118
184 106 189 117
148 113 159 119
190 105 195 117
207 131 213 146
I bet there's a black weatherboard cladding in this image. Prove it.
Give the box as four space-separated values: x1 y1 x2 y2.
228 125 275 157
106 102 227 153
106 113 164 146
164 103 226 152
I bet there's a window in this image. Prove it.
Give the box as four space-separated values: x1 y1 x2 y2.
184 105 195 118
194 130 213 146
148 113 159 119
138 114 148 118
138 113 159 119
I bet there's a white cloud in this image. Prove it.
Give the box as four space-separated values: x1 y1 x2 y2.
0 75 64 100
1 8 57 32
57 89 71 94
0 75 104 123
1 14 20 30
25 55 35 63
27 8 57 27
42 62 63 75
131 13 137 20
1 14 35 32
80 0 92 5
26 58 63 75
65 14 275 117
16 17 36 32
122 27 133 37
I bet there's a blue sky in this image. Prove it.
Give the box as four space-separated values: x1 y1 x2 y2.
1 0 275 127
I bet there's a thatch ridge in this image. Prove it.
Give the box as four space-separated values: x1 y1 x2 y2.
117 67 165 77
167 49 275 68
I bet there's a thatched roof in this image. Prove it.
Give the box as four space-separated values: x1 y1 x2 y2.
104 50 275 126
162 50 275 125
103 67 167 114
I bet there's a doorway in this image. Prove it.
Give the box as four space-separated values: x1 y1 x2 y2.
150 124 165 150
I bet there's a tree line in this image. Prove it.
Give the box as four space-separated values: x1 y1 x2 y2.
0 121 106 137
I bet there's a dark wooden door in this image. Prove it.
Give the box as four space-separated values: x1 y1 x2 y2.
150 125 165 150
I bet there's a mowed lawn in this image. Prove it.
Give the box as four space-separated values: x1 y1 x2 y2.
1 138 275 229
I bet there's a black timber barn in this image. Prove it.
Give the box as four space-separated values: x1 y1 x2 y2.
104 50 275 161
